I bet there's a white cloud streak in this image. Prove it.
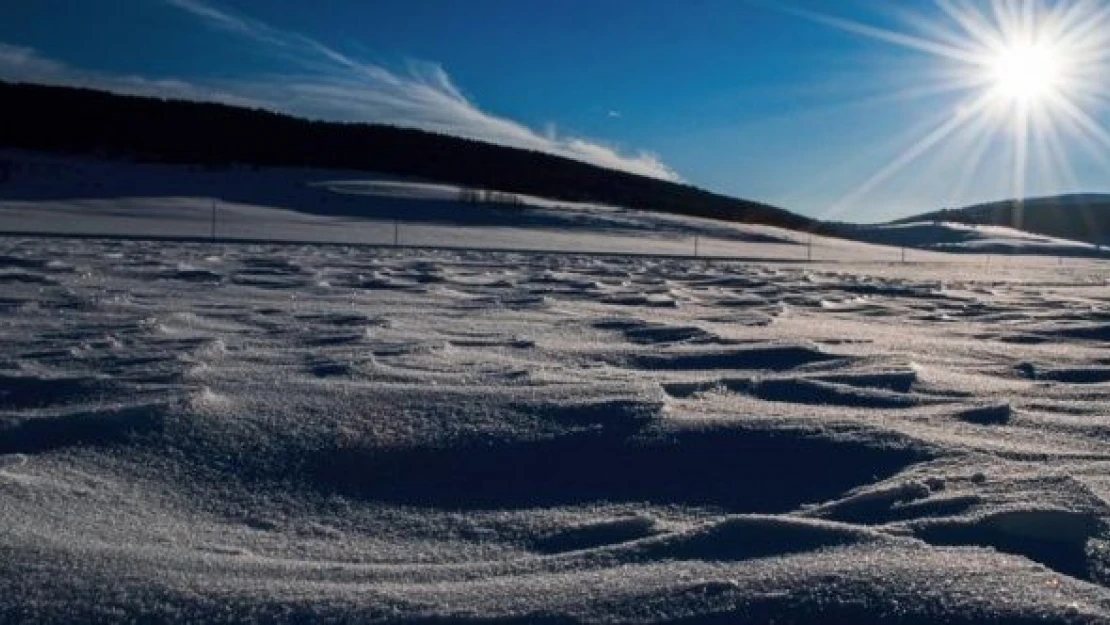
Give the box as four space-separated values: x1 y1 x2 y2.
0 0 679 181
0 43 261 107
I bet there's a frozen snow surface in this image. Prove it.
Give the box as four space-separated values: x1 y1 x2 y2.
5 151 1110 622
3 233 1110 623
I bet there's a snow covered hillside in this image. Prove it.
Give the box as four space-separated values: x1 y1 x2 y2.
1 150 1090 263
838 221 1105 257
3 235 1110 622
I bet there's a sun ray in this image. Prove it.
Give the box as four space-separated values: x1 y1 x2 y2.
822 92 995 219
1051 92 1110 152
831 73 990 110
1033 112 1106 239
776 5 983 64
772 96 985 212
906 103 1002 207
947 108 1006 208
1042 116 1081 192
1030 107 1067 191
887 3 977 52
1050 114 1110 174
1054 1 1110 50
991 0 1026 41
936 0 1005 51
1041 0 1096 43
1020 0 1037 38
1011 102 1031 201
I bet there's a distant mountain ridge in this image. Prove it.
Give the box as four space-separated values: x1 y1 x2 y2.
894 194 1110 246
0 81 818 233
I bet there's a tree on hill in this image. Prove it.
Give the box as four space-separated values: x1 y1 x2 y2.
0 80 821 234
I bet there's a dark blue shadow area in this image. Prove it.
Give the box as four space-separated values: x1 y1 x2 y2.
914 510 1106 583
313 423 930 512
0 405 163 454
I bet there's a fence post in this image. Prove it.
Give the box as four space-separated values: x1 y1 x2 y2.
210 199 217 242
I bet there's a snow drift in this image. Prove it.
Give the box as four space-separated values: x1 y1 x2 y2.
3 235 1110 622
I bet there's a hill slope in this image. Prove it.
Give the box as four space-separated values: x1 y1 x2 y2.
0 81 817 233
1 148 928 261
829 220 1104 257
894 194 1110 246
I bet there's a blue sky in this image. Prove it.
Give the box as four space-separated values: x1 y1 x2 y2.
2 0 1109 222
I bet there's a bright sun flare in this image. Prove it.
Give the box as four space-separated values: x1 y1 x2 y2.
790 0 1110 216
988 41 1066 102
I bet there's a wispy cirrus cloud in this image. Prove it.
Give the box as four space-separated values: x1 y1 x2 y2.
0 43 261 107
0 0 679 181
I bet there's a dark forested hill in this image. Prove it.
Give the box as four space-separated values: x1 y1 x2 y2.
0 81 819 232
894 194 1110 245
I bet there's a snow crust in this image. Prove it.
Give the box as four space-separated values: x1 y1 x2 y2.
2 231 1110 622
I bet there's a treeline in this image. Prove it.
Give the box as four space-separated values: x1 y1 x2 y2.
0 81 818 232
895 195 1110 245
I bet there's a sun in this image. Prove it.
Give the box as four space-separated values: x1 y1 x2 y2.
781 0 1110 216
987 40 1067 103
